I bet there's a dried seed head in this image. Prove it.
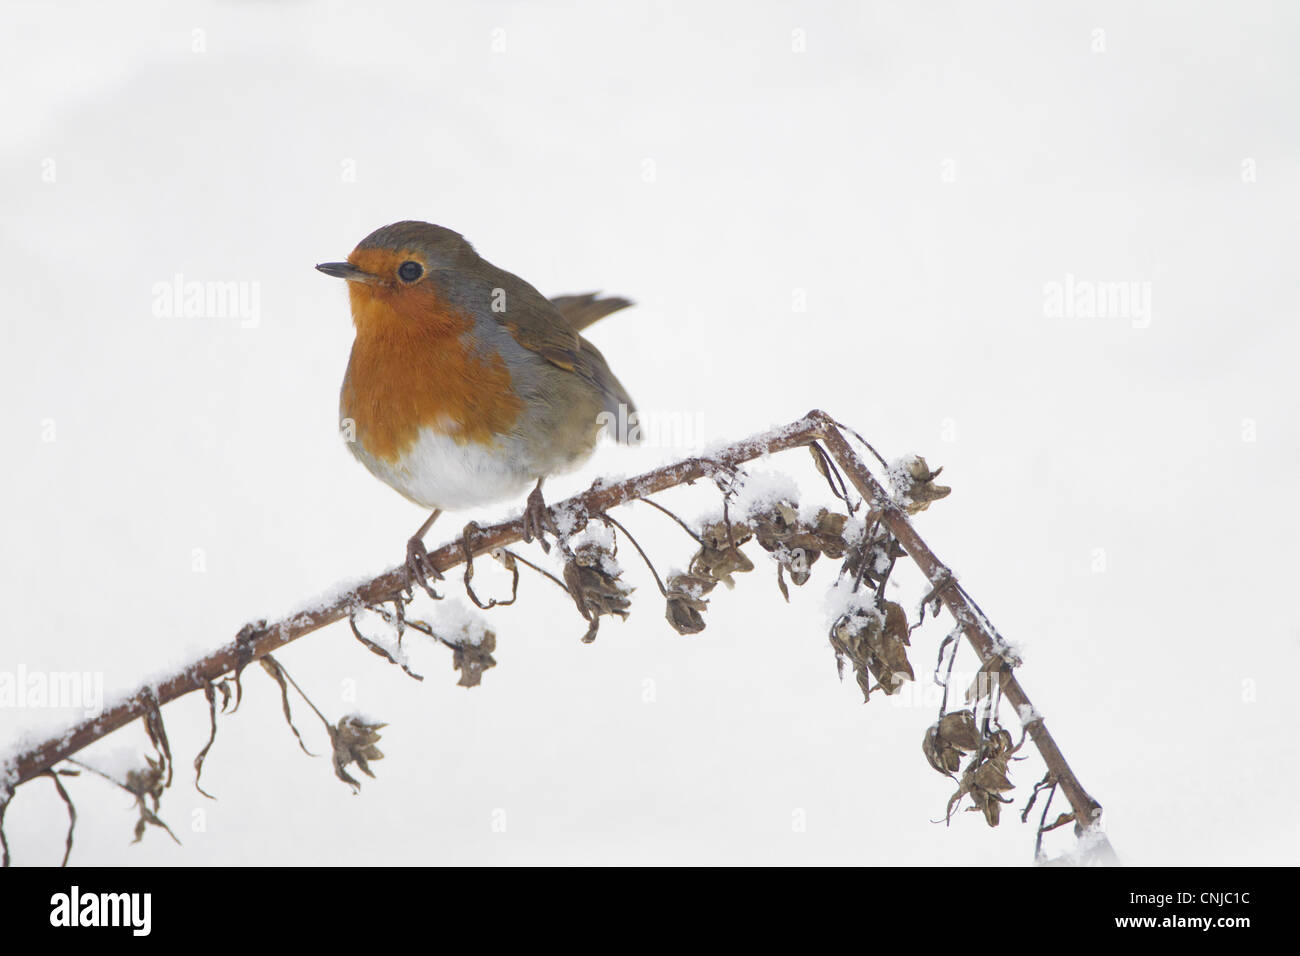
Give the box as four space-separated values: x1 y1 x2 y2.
942 728 1021 827
922 709 981 776
664 571 713 635
562 542 633 643
689 521 755 589
888 455 952 514
830 599 915 700
751 504 849 597
451 630 498 687
330 714 388 791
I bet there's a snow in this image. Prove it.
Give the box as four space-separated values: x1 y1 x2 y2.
1016 703 1043 726
728 469 802 518
550 499 590 539
432 599 492 648
2 2 1296 868
824 574 880 627
885 455 924 507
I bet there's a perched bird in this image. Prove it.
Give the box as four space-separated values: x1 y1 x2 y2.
316 221 636 589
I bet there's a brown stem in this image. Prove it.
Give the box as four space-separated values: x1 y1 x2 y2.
814 421 1118 862
2 409 1116 864
4 412 828 791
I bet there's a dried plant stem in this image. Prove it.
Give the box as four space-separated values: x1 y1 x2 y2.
5 413 823 790
2 410 1114 863
814 424 1118 862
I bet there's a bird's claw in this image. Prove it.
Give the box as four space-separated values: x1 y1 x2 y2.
521 484 558 554
405 536 443 599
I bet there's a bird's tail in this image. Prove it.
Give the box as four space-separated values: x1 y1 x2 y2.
548 292 634 333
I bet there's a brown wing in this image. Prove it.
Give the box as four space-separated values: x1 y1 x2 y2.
548 293 634 333
457 266 636 430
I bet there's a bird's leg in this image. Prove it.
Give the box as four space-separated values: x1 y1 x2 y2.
521 479 558 553
406 509 443 598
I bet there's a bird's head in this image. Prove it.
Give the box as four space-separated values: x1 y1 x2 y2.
316 221 479 334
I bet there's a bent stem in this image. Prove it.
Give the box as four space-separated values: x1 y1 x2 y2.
1 410 1114 865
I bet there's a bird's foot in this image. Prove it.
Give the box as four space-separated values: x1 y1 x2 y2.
405 535 443 600
521 481 558 554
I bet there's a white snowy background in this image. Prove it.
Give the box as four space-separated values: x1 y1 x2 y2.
2 0 1297 866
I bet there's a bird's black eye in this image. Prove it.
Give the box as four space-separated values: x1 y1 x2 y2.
397 261 423 282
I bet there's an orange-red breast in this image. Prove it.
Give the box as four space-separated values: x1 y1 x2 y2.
316 221 636 586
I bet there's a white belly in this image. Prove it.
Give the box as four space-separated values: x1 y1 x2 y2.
349 426 538 511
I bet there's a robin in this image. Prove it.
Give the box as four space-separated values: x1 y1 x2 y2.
316 221 636 590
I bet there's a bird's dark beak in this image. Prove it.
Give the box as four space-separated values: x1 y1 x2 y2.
315 262 379 284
